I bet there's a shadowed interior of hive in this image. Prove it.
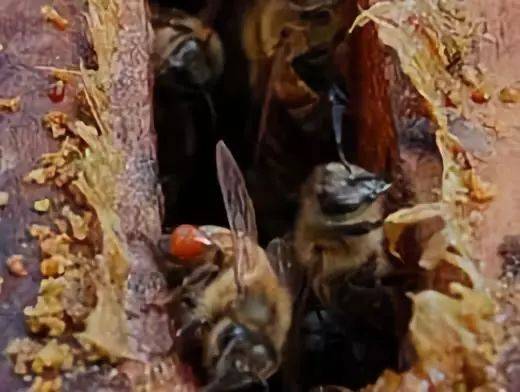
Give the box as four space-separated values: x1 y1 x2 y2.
151 0 403 390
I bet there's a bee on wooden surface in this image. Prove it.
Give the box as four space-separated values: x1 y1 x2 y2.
152 8 224 91
151 7 225 229
172 141 296 391
242 0 344 148
294 161 392 307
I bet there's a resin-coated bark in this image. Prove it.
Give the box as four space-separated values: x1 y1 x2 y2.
0 1 196 390
0 1 86 389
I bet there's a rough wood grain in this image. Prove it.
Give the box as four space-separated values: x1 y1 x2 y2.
353 0 443 210
0 1 196 390
353 0 520 277
0 1 86 389
466 0 520 279
351 1 519 389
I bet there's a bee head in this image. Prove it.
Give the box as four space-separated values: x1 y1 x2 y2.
204 319 277 391
314 162 391 216
160 38 212 88
154 17 224 90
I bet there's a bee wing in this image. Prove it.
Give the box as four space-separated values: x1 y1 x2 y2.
216 141 261 291
265 236 304 301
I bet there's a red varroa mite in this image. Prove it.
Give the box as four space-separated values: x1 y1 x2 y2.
48 81 66 103
170 224 207 260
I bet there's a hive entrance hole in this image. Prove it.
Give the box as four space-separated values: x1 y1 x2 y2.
151 1 405 390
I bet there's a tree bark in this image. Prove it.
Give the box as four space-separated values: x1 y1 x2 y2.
353 0 520 278
0 1 87 389
0 1 196 390
1 0 518 390
351 0 519 389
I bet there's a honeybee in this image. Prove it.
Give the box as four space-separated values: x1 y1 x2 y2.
242 0 343 148
294 161 392 307
151 7 225 225
152 8 224 90
173 141 294 391
242 0 342 73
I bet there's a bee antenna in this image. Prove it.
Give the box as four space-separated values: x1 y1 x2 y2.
328 84 351 173
175 318 206 338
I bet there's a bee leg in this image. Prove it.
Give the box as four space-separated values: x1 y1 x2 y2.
174 264 220 310
149 289 178 308
129 231 191 280
175 317 209 339
182 262 219 289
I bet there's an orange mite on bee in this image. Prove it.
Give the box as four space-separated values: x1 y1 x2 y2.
169 224 213 261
